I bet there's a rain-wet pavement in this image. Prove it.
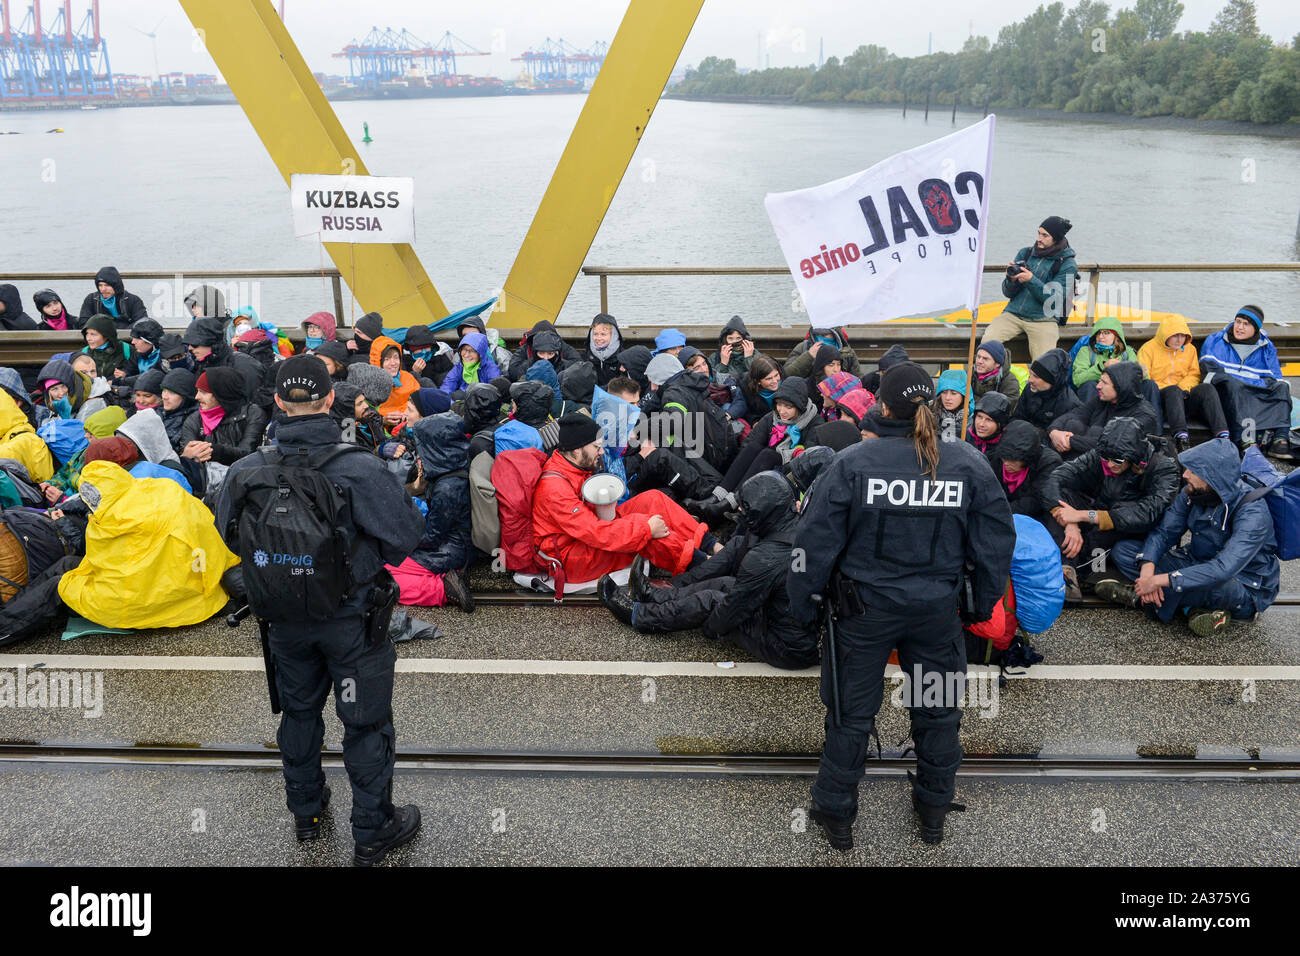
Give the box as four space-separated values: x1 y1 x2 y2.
1 762 1295 866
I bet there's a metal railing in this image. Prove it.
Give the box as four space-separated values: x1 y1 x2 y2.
580 262 1300 326
0 268 347 326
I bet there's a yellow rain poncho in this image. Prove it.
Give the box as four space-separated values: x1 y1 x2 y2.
0 389 54 483
58 461 239 629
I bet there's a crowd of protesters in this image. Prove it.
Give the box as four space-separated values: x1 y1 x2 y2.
0 264 1292 651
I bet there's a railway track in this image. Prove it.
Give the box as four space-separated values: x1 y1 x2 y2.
3 743 1298 780
469 591 1300 608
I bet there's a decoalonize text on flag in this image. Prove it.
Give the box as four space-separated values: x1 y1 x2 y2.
764 115 995 328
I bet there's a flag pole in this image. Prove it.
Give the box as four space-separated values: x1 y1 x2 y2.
960 304 979 438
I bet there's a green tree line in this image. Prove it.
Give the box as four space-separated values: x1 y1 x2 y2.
672 0 1300 124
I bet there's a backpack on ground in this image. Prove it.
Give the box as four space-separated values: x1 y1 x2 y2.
223 444 369 622
467 450 500 557
1009 513 1065 634
491 447 551 574
1240 445 1299 560
0 507 72 604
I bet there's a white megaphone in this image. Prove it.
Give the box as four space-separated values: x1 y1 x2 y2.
581 472 626 521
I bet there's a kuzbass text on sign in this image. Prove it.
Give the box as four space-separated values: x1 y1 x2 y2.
290 174 415 244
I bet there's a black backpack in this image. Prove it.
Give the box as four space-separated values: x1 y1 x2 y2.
224 444 370 622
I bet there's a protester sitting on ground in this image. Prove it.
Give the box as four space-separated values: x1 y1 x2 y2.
1011 347 1081 439
454 315 512 372
1097 437 1280 636
932 368 967 440
463 382 508 460
1199 305 1293 460
439 331 502 397
346 311 384 366
599 469 820 667
0 284 38 331
233 327 283 415
605 375 641 407
656 355 736 476
180 368 269 472
706 377 822 517
1039 416 1181 601
615 344 653 396
79 315 133 380
524 354 565 417
816 371 866 421
967 391 1012 458
346 362 398 456
116 406 193 493
183 316 261 404
640 353 682 416
77 266 148 327
129 369 165 415
386 412 476 613
784 327 861 381
982 216 1077 360
558 363 597 415
300 311 337 354
124 318 167 381
858 343 909 396
710 315 759 384
182 284 230 325
1071 316 1138 402
400 325 449 387
970 340 1022 413
508 320 578 381
37 358 108 422
314 341 350 381
584 313 624 387
0 367 50 429
32 289 80 331
159 369 198 453
1136 315 1230 454
990 420 1063 525
158 333 192 375
532 413 715 584
366 335 421 428
41 406 125 503
653 328 687 358
494 381 555 453
1048 361 1157 459
734 354 784 425
0 389 54 483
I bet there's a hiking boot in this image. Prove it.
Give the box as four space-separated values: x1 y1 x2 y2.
683 497 734 524
1188 607 1229 638
353 805 422 867
442 568 475 614
628 555 652 604
1062 565 1083 604
1095 578 1141 610
598 575 637 627
294 785 331 842
809 805 854 851
912 791 964 845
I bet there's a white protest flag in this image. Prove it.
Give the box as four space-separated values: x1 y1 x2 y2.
764 115 995 328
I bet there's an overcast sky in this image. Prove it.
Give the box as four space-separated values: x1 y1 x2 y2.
47 1 1300 80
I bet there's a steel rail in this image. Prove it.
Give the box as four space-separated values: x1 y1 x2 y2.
2 743 1297 780
468 591 1300 608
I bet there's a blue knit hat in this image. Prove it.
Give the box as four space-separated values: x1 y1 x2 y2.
653 328 687 354
976 340 1006 367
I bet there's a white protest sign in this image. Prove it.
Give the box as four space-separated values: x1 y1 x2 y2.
764 116 995 327
290 174 415 243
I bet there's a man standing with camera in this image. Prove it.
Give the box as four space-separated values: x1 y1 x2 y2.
216 355 425 866
982 216 1077 361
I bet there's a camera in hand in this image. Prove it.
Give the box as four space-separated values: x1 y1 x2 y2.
1006 260 1026 279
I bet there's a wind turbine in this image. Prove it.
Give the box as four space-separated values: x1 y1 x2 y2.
133 15 168 84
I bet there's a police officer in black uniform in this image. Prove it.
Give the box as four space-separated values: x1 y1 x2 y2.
788 362 1015 849
216 355 425 866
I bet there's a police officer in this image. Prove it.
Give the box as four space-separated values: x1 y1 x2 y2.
216 355 425 866
788 362 1015 849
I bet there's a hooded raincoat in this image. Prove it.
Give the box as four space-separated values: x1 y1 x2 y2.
440 331 503 394
1072 316 1138 389
78 267 148 328
408 412 473 573
57 461 238 627
0 389 54 482
369 335 420 417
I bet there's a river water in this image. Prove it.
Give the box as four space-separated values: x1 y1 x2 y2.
2 96 1298 332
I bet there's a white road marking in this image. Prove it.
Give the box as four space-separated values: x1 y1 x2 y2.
0 655 1299 681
